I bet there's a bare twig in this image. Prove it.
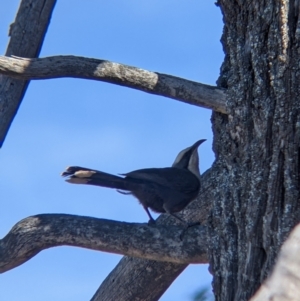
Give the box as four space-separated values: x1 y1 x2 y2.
0 55 227 115
0 0 57 148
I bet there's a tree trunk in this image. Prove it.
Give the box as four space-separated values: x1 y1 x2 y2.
209 1 300 300
0 0 56 147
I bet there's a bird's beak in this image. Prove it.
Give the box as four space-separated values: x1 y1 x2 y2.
189 139 206 152
184 139 206 161
172 139 206 168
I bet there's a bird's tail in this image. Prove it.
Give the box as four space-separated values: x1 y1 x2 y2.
61 166 130 191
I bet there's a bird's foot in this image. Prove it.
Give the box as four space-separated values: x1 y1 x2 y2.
147 219 156 226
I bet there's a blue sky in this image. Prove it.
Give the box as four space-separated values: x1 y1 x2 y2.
0 1 223 300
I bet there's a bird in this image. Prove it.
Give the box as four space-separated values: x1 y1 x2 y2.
61 139 206 226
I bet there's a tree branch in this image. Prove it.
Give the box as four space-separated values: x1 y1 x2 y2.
0 214 208 274
0 0 57 148
0 55 227 115
0 167 215 301
91 166 216 301
92 257 187 301
250 223 300 301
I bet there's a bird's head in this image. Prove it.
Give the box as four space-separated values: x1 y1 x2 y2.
172 139 206 179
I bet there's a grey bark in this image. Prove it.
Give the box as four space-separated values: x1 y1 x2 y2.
209 1 300 300
91 258 186 301
250 223 300 301
0 214 208 273
0 0 56 147
0 55 227 114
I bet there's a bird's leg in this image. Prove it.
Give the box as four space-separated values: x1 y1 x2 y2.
178 220 200 240
168 212 189 226
165 210 200 227
143 206 156 224
163 205 190 226
163 205 200 239
169 212 200 227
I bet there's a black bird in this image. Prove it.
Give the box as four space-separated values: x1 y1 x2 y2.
61 139 206 225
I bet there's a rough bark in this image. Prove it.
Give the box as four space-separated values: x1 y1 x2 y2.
209 1 300 301
0 55 227 114
0 214 208 273
0 0 56 148
90 165 217 301
250 223 300 301
91 258 186 301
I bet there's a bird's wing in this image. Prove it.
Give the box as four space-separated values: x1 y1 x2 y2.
124 167 200 194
